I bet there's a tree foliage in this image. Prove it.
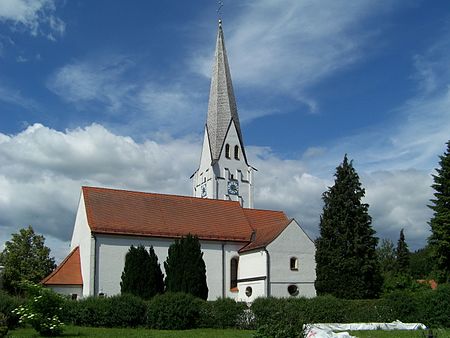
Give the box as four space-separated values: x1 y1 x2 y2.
428 140 450 283
377 238 397 275
120 245 164 300
164 234 208 300
396 229 410 274
0 226 55 294
315 155 382 299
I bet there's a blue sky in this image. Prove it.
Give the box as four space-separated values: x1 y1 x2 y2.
1 0 449 262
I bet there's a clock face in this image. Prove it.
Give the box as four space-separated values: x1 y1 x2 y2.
201 184 207 197
227 180 239 195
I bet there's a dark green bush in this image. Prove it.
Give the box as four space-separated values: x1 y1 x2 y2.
147 292 204 330
252 298 304 338
199 298 247 328
67 296 110 327
0 291 22 329
107 293 147 327
0 313 8 338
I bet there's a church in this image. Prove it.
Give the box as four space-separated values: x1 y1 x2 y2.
42 21 316 302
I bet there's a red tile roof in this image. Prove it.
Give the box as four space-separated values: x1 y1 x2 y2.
82 186 289 248
240 209 290 252
42 247 82 285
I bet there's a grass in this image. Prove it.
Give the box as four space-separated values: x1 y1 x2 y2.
8 326 450 338
7 326 255 338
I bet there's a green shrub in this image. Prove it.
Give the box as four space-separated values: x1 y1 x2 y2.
199 298 247 328
13 282 65 336
416 284 450 328
0 313 8 338
147 292 204 330
107 293 147 327
0 290 22 329
66 296 110 327
252 298 304 338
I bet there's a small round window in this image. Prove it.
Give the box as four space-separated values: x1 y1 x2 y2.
288 284 299 296
245 286 253 297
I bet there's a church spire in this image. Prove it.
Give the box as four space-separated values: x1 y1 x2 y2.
206 20 244 162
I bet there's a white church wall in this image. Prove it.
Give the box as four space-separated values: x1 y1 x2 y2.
266 220 316 298
95 235 172 297
47 285 82 299
70 192 93 297
236 250 267 302
94 234 243 300
192 128 213 198
222 243 244 299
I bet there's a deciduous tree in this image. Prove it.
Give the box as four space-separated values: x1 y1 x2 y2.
0 226 55 294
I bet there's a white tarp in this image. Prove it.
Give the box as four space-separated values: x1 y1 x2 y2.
310 321 427 332
304 325 355 338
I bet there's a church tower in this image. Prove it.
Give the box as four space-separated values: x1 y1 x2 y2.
192 21 254 208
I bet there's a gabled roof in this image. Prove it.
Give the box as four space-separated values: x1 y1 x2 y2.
42 247 82 286
206 21 246 162
81 186 289 248
240 209 291 252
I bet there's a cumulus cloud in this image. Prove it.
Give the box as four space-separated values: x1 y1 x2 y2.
0 0 65 39
0 123 200 261
0 122 437 263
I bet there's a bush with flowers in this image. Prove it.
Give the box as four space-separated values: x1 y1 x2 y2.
12 282 65 336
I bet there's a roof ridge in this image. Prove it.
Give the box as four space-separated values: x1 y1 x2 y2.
83 185 243 206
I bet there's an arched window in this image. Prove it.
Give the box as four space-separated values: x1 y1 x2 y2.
230 257 238 289
234 145 240 160
290 257 298 271
225 144 230 159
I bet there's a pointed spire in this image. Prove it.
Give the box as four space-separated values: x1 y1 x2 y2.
206 20 244 161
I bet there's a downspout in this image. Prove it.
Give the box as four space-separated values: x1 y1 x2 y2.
90 234 97 296
264 248 270 297
222 243 226 298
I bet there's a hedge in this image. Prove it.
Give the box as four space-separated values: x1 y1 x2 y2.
0 291 23 330
57 284 450 329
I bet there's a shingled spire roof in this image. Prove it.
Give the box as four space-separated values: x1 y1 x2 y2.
206 20 244 161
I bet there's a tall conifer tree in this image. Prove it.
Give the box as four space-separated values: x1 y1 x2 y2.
120 245 164 299
396 228 410 274
315 155 381 299
428 140 450 282
164 234 208 300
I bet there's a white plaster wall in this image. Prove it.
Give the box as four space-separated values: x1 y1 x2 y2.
223 243 244 299
238 250 267 279
70 191 92 297
237 280 266 303
95 235 242 300
267 220 316 298
47 285 83 299
192 128 213 198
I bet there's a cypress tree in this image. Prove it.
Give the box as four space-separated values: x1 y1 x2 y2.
428 140 450 283
164 234 208 300
396 228 410 274
120 245 164 299
315 155 382 299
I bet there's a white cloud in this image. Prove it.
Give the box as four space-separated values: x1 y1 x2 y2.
0 0 65 39
0 123 200 261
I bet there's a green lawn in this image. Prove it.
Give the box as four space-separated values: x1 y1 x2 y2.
7 326 450 338
7 326 255 338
